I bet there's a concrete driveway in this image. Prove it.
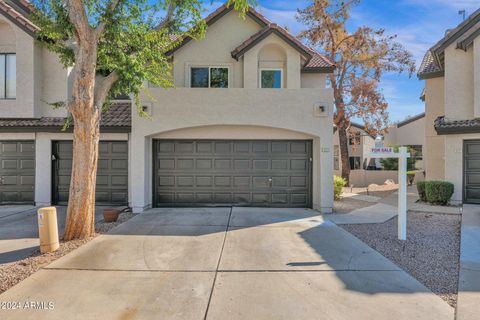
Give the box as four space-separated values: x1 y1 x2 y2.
0 207 453 320
0 206 105 265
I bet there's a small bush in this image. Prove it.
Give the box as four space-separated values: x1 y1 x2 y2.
425 180 454 205
417 181 427 202
334 175 347 200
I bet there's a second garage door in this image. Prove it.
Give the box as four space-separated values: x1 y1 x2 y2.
52 141 128 205
153 140 312 207
0 141 35 204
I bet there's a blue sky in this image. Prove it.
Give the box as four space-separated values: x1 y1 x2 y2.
204 0 479 123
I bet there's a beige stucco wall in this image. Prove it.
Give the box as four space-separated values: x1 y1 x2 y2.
133 87 334 213
444 44 474 120
301 73 327 89
0 16 69 119
172 10 260 88
474 37 480 117
424 77 445 180
243 33 302 89
384 117 425 147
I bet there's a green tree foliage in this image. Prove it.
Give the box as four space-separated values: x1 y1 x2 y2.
32 0 253 112
379 145 416 171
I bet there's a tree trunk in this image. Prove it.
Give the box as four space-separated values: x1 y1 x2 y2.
63 30 100 240
63 115 100 240
338 125 351 184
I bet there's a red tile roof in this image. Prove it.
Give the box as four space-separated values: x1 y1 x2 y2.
0 102 131 132
231 23 333 72
0 0 39 36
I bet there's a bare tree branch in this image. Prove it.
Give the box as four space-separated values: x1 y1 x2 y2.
95 0 121 39
94 71 120 108
156 0 177 30
64 0 93 43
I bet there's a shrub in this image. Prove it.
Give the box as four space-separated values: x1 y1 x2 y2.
334 175 347 200
417 181 427 202
425 180 454 205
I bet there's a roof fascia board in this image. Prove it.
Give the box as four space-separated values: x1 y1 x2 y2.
457 27 480 51
232 28 312 61
168 6 268 56
418 70 444 80
433 11 480 55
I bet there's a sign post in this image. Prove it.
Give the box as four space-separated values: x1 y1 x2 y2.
369 146 410 240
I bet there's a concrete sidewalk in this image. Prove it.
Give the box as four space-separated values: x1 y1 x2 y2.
0 206 109 265
456 205 480 320
0 207 453 320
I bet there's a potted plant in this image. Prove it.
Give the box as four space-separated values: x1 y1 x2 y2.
407 171 416 185
103 208 120 222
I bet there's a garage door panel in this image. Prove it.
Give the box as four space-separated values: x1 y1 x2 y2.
0 141 35 204
234 142 249 153
234 159 250 170
178 159 194 169
197 193 213 203
215 193 232 203
2 159 17 169
465 173 480 185
53 141 128 205
159 159 175 169
465 140 480 204
196 142 213 153
466 159 480 170
154 140 312 207
196 159 213 169
214 159 231 170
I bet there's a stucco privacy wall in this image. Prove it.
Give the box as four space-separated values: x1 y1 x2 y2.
33 132 130 206
132 88 334 213
172 10 260 88
425 77 445 180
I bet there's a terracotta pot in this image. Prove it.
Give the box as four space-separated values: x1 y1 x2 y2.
103 208 120 222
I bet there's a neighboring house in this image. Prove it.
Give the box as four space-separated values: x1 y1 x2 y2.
0 2 335 212
333 122 378 176
418 8 480 204
383 112 425 170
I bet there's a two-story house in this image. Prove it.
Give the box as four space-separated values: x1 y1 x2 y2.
418 8 480 204
333 122 378 174
0 2 335 213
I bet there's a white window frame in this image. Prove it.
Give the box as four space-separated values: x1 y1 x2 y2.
0 53 16 99
259 68 283 89
187 64 231 88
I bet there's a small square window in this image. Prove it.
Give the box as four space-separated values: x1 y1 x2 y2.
210 67 228 88
191 67 209 88
190 66 229 88
261 69 282 88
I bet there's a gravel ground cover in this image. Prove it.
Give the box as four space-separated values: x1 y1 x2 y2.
0 210 134 295
347 183 399 198
333 197 373 213
341 211 461 307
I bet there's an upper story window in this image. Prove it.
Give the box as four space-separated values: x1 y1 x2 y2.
260 69 282 88
190 67 229 88
349 134 361 145
0 53 15 99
